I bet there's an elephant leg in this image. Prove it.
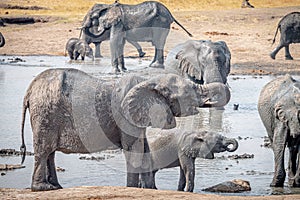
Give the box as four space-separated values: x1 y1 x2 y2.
68 51 74 60
177 166 186 191
32 148 57 191
179 156 195 192
47 151 62 189
81 55 85 61
149 48 164 69
270 125 287 187
285 45 293 60
122 132 152 188
128 40 145 58
94 42 103 58
74 51 80 60
270 44 284 60
289 145 300 187
110 26 126 73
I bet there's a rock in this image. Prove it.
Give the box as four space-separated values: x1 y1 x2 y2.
56 167 65 172
203 179 251 193
228 153 254 159
0 164 25 171
0 148 34 156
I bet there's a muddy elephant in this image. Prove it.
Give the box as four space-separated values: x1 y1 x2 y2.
81 3 145 58
82 1 192 73
65 38 93 60
258 74 300 187
0 32 5 47
165 40 231 85
20 68 230 191
270 12 300 60
142 129 238 192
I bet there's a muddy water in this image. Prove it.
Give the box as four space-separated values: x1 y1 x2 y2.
0 55 300 196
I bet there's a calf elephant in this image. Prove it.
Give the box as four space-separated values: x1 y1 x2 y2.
65 38 94 60
0 32 5 47
81 3 145 58
270 12 300 60
258 74 300 187
82 1 192 73
143 129 238 192
20 68 230 191
165 40 231 84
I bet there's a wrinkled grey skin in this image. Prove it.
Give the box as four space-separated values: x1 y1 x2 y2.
20 68 230 191
81 3 145 58
142 129 238 192
0 32 5 47
65 38 94 60
165 40 231 85
258 74 300 187
270 12 300 60
82 1 192 73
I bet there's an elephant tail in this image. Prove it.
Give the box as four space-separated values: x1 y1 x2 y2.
173 19 193 37
272 24 280 46
20 96 28 165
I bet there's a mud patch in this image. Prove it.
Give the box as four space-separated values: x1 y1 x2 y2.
0 4 48 10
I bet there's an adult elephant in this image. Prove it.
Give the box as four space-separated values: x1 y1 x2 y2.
0 32 5 47
20 68 230 191
258 74 300 187
270 12 300 60
82 1 192 73
81 3 145 58
165 40 231 85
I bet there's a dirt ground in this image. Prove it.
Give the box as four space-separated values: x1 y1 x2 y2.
1 5 300 200
0 6 300 76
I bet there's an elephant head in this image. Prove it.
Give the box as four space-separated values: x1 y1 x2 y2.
114 74 230 131
0 32 5 47
274 81 300 139
180 131 238 159
166 40 231 84
82 3 121 38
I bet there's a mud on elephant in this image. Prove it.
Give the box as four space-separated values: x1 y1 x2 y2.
142 129 238 192
258 74 300 187
165 40 231 85
82 1 192 73
81 3 145 58
270 12 300 60
20 68 230 191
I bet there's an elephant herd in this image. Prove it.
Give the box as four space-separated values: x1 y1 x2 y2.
19 1 300 193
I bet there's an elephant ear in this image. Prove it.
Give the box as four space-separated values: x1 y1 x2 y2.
216 41 231 76
121 82 176 129
175 41 204 81
293 82 300 105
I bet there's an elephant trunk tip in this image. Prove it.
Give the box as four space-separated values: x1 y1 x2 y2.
224 139 238 152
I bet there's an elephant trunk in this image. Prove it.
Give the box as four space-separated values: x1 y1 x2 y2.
0 32 5 48
198 83 231 107
83 26 107 38
223 138 239 152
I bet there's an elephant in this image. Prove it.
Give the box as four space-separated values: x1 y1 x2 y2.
270 12 300 60
19 68 230 191
142 129 238 192
0 32 5 47
165 40 231 85
82 1 193 73
258 74 300 187
81 3 145 58
65 38 93 60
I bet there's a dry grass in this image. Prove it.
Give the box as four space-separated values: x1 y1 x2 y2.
0 0 299 21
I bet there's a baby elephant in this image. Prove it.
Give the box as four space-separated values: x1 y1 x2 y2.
143 129 239 192
66 38 93 60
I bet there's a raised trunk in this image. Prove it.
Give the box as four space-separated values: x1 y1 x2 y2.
0 32 5 47
223 138 239 152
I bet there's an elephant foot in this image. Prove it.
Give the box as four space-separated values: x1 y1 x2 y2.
31 182 62 191
289 177 300 187
270 53 276 60
139 52 146 58
270 179 285 187
285 55 293 60
121 66 127 72
113 67 121 74
149 62 164 69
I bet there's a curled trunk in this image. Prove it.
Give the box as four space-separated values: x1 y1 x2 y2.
0 32 5 47
199 83 231 107
223 138 239 152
